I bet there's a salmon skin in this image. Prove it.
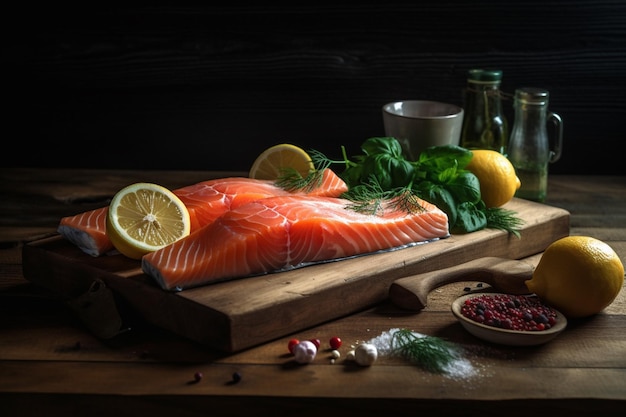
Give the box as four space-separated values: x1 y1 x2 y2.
57 169 348 257
142 195 450 291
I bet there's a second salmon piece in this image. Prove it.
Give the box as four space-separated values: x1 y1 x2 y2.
58 169 348 257
142 195 450 291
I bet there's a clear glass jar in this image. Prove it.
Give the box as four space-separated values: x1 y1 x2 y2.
460 69 509 154
507 88 563 203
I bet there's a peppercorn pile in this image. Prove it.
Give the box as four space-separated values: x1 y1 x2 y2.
460 294 558 331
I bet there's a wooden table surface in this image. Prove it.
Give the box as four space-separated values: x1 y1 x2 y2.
1 168 625 416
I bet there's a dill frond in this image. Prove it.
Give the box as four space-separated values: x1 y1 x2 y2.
341 177 385 214
274 148 352 193
390 329 460 374
346 199 385 216
274 167 325 193
388 190 427 214
485 207 525 237
343 180 390 215
342 178 426 216
308 149 337 170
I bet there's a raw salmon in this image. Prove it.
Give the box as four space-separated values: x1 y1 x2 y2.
175 169 347 231
142 195 450 291
58 169 348 257
57 207 112 257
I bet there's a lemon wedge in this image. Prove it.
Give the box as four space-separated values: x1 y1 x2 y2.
249 143 314 180
106 182 191 259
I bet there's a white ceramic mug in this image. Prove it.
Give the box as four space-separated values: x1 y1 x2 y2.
382 100 464 160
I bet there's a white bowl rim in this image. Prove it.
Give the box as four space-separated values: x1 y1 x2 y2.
382 100 464 119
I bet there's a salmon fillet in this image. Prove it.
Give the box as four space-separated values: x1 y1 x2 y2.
57 169 348 257
57 207 112 257
142 195 450 291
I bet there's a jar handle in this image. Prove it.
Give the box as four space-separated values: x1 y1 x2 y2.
548 112 563 163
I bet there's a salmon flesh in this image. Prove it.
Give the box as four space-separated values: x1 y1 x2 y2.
142 195 450 291
57 169 348 257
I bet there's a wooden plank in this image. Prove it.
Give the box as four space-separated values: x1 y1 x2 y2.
2 360 626 401
21 198 569 352
3 295 626 368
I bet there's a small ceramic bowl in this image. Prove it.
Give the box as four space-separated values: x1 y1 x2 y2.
451 293 567 346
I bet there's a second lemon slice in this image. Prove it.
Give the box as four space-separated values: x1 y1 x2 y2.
106 182 191 259
249 143 315 180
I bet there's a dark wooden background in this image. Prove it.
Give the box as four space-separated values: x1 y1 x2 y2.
4 3 626 175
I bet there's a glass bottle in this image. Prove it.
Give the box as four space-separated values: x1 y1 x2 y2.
507 88 563 203
460 69 508 154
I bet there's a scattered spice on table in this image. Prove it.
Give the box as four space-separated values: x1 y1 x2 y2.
232 372 242 383
329 336 342 350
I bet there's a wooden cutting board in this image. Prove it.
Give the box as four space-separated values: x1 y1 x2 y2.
22 198 569 352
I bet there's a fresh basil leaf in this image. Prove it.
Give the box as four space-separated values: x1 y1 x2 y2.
388 158 415 188
433 165 459 184
357 155 389 189
446 171 482 204
418 145 473 170
451 201 487 233
340 163 364 188
414 182 458 226
360 137 404 158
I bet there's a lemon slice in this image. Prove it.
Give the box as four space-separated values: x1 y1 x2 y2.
106 182 191 259
249 143 315 180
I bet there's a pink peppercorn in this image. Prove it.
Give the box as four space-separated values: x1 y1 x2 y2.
309 338 321 349
329 336 342 350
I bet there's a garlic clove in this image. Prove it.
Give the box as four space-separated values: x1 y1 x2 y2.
293 340 317 364
354 343 378 366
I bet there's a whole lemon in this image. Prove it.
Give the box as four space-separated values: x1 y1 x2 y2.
465 149 521 208
526 236 624 318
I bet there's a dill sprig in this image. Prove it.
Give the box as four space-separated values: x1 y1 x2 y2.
274 167 323 193
389 190 428 214
390 328 461 374
342 178 426 216
273 148 339 193
342 177 389 215
309 148 349 170
485 207 525 237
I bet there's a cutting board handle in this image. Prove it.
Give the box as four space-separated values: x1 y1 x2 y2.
389 257 534 311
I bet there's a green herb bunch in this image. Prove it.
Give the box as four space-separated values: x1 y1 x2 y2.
390 328 461 374
307 137 523 235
